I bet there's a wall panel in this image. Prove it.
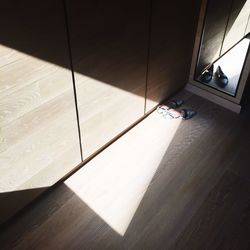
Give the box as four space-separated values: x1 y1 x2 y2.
146 0 201 111
66 0 150 159
0 0 81 224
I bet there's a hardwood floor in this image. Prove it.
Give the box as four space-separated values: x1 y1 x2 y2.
0 91 249 250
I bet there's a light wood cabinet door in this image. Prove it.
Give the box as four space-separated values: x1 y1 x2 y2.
0 0 81 224
145 0 201 111
65 0 150 159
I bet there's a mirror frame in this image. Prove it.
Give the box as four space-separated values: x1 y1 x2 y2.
189 0 250 105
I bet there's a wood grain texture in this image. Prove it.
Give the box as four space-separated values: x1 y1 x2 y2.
1 90 249 249
0 0 81 225
175 171 250 250
145 0 201 111
0 0 201 226
66 0 150 160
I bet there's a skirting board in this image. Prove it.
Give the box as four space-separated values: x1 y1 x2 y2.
185 83 241 113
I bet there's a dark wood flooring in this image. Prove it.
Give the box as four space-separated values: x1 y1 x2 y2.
0 91 249 250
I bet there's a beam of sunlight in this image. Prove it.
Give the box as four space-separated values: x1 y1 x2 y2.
0 42 145 195
65 111 182 236
0 43 80 193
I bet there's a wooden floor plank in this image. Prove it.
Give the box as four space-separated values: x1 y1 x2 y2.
0 91 249 250
175 171 250 250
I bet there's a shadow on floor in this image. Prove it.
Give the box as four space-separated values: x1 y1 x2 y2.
1 95 250 249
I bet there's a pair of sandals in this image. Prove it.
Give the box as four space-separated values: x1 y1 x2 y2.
200 64 228 88
157 99 196 120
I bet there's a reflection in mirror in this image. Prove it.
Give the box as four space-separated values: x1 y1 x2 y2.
195 0 250 96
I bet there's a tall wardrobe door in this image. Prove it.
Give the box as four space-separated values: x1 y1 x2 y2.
66 0 150 159
0 0 81 224
145 0 201 111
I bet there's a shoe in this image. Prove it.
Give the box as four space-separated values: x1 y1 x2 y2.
167 99 184 109
180 109 196 120
200 64 214 83
157 99 184 115
162 108 196 120
215 66 228 87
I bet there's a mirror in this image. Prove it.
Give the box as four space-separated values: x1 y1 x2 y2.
195 0 250 96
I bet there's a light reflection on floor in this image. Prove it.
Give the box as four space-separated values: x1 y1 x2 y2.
65 110 182 236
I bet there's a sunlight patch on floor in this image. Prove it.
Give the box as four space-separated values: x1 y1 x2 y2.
65 111 182 235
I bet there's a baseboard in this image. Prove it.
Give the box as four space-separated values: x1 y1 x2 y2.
185 83 241 114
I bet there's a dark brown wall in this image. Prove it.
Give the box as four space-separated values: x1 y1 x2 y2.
146 0 201 111
65 0 202 158
65 0 150 159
